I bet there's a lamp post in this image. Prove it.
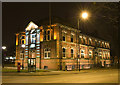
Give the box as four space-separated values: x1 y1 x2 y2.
21 44 25 70
2 46 7 68
77 11 89 71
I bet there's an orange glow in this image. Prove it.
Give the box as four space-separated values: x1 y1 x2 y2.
40 38 43 41
16 34 19 45
48 24 57 28
54 32 57 40
40 33 43 41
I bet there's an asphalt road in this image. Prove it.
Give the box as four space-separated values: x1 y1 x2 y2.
2 69 119 83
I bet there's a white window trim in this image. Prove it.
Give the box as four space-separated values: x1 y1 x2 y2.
44 48 51 59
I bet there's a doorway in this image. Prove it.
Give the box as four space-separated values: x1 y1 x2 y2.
28 58 36 72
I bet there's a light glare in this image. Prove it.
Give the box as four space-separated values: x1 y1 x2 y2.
82 12 88 19
2 46 6 50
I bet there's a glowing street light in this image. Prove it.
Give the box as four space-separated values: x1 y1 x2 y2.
2 46 6 50
81 12 88 19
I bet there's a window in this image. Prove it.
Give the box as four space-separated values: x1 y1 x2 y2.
47 30 50 40
79 37 81 44
31 34 36 43
44 66 48 69
22 40 24 44
83 38 85 44
89 39 91 45
44 48 51 59
95 40 97 46
102 42 104 47
71 49 74 58
44 30 46 40
62 32 66 41
89 51 92 58
62 48 66 57
71 35 73 42
44 30 51 41
98 41 100 46
81 50 84 58
22 36 25 39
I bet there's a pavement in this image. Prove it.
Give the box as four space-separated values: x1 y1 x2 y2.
2 68 119 83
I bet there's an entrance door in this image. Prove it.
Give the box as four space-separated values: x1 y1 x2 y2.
28 58 36 72
104 61 106 67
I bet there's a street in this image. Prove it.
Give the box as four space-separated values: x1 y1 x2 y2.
2 69 118 83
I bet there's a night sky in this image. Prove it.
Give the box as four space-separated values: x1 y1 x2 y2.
2 2 119 56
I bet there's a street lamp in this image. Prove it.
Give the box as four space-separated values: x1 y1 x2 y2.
81 12 88 19
21 44 25 70
2 46 6 50
77 11 89 71
2 46 7 68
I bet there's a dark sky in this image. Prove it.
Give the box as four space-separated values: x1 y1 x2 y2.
2 2 119 56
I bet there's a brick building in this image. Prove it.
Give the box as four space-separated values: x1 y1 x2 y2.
15 21 111 71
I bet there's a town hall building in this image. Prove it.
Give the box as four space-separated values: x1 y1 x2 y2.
15 21 111 71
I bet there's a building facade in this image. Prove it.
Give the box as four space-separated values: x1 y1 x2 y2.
15 21 111 71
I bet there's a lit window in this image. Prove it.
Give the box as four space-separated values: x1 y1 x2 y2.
71 35 73 42
89 51 92 58
89 39 91 45
81 50 84 58
62 48 66 57
44 48 51 59
71 49 74 58
31 34 36 43
83 38 85 44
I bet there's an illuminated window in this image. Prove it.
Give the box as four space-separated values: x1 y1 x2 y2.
71 49 74 58
83 38 85 44
102 42 104 47
81 50 84 58
31 34 36 43
26 35 28 45
37 33 40 43
62 48 66 57
98 41 100 46
89 39 91 45
89 51 92 58
71 35 73 42
44 48 51 59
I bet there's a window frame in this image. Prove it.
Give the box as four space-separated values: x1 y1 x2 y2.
44 48 51 59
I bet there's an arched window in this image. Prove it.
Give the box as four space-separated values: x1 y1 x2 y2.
44 48 51 59
71 35 73 42
71 49 74 58
83 38 85 44
44 30 46 40
62 48 66 57
81 49 85 58
62 32 66 41
47 30 50 40
89 51 92 58
89 39 91 45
